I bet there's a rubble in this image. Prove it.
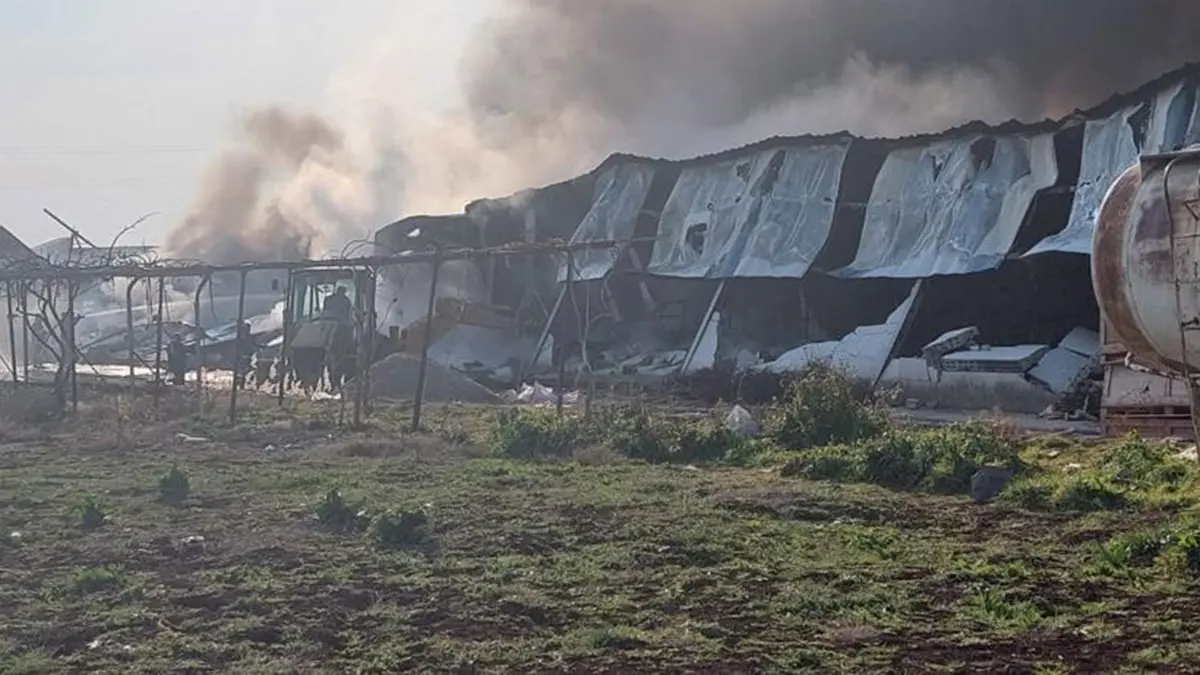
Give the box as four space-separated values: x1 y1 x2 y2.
358 354 499 404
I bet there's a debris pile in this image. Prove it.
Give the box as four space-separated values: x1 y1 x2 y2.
358 354 499 404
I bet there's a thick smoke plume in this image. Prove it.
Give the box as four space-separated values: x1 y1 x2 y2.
171 0 1200 265
462 0 1200 156
167 107 370 265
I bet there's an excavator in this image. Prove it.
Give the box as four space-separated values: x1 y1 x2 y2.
281 267 523 393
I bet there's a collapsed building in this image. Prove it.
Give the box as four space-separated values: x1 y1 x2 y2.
376 63 1200 435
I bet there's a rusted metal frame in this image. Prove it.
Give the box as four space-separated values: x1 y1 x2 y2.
228 270 248 424
5 282 17 385
153 277 166 405
277 271 295 405
0 238 658 285
410 253 442 433
680 280 727 374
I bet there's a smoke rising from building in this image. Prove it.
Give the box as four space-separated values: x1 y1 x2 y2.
166 107 370 265
170 0 1200 266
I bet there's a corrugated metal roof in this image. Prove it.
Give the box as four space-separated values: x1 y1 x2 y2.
0 226 43 271
558 163 655 282
648 142 849 279
1025 82 1198 257
833 133 1057 278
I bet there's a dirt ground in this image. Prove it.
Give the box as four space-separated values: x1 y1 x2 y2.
0 386 1196 674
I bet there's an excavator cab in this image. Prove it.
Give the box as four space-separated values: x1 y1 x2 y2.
284 267 376 392
289 268 371 324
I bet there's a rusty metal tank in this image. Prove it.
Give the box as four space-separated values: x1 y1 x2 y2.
1092 146 1200 376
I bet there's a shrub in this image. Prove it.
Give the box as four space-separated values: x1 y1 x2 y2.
781 447 860 481
1092 521 1200 577
722 438 780 468
1099 434 1198 492
764 363 887 450
780 422 1022 495
370 507 432 551
490 408 587 459
158 465 191 506
1053 475 1129 512
70 565 125 594
608 408 750 465
998 477 1055 511
1000 434 1194 514
75 495 107 532
314 489 369 533
608 408 670 463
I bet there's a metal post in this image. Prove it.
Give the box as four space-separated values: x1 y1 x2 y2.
523 286 567 385
410 254 442 433
66 280 77 411
557 253 575 414
364 270 377 419
153 277 165 404
228 270 248 424
125 278 137 388
680 280 726 374
5 282 17 385
193 276 210 399
20 284 29 383
277 271 294 405
352 272 367 429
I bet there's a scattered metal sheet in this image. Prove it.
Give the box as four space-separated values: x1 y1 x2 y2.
1060 326 1101 358
834 134 1057 278
649 142 850 279
1026 83 1196 257
922 326 979 367
558 163 656 282
1028 346 1094 394
941 345 1050 374
757 282 920 382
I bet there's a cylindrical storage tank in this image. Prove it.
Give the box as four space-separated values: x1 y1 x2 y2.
1092 147 1200 376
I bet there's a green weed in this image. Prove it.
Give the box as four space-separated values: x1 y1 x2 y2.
158 465 191 506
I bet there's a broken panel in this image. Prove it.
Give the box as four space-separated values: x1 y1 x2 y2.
558 162 656 282
648 142 850 279
835 133 1058 278
1026 83 1195 257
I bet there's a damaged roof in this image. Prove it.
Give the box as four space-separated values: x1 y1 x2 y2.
381 61 1200 283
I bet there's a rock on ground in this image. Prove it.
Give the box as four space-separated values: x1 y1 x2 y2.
970 467 1014 504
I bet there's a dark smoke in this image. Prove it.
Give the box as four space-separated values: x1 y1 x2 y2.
167 107 359 265
463 0 1200 150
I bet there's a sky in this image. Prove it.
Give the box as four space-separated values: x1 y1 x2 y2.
0 0 495 249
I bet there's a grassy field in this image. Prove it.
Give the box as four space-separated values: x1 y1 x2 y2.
1 385 1199 674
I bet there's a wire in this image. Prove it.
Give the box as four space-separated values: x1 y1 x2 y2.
0 145 209 155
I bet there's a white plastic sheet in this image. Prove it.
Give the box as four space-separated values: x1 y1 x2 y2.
558 163 656 282
1026 83 1195 257
836 134 1057 278
648 142 850 279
